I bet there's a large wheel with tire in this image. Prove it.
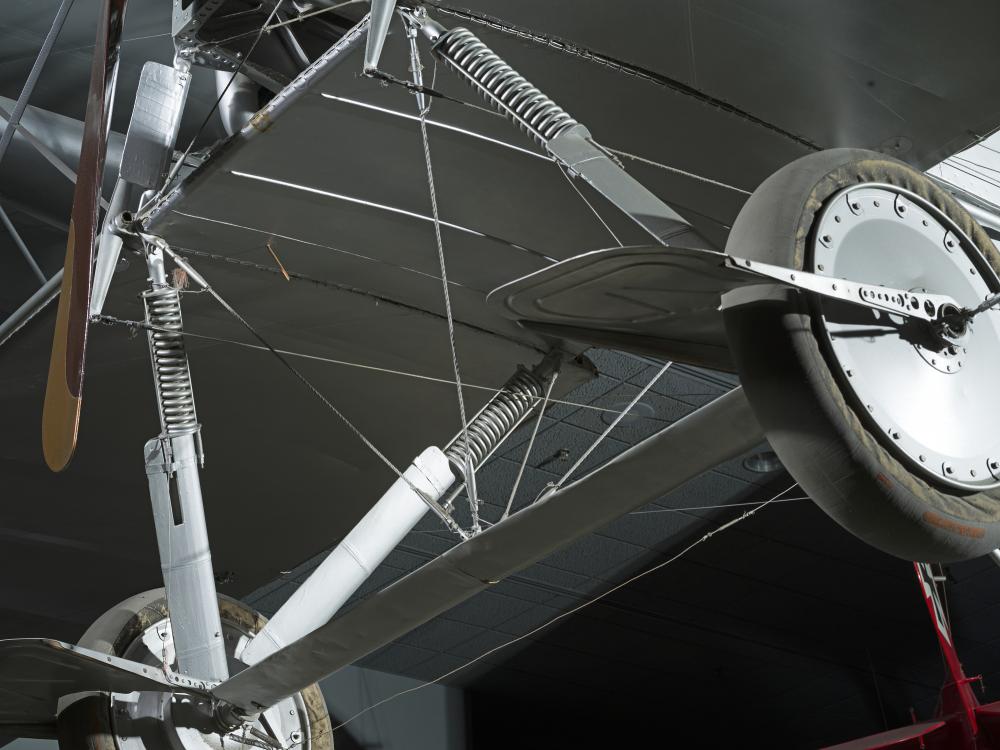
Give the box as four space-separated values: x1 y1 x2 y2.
57 590 333 750
722 148 1000 562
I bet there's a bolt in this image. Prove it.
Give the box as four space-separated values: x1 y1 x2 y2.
922 219 929 226
846 369 853 377
874 200 881 207
891 431 900 440
919 455 927 462
833 283 838 291
817 264 825 271
971 469 977 477
866 404 874 412
971 268 977 275
931 359 937 365
834 216 841 223
790 273 796 281
822 235 832 244
990 460 999 470
945 465 955 475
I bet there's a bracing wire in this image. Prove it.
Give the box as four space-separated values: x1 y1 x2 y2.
628 496 808 514
544 361 672 496
305 482 798 739
940 160 1000 192
503 370 558 519
950 154 1000 177
91 313 664 419
972 141 1000 161
557 164 623 246
928 172 1000 215
413 39 481 533
367 69 753 197
606 147 753 195
410 496 810 533
206 0 367 48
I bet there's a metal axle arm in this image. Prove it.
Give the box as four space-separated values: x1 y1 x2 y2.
726 254 962 324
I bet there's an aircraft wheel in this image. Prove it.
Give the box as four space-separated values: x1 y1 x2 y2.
56 589 333 750
722 147 1000 561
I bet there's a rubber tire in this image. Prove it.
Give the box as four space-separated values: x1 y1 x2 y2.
722 147 1000 562
57 589 333 750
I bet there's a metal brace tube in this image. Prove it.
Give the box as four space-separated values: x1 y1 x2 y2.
0 0 75 169
113 57 228 681
422 19 714 249
546 126 711 247
240 353 560 667
140 244 228 682
0 269 61 347
0 203 46 284
238 446 456 666
144 435 228 682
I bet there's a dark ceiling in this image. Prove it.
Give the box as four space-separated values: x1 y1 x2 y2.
3 2 1000 749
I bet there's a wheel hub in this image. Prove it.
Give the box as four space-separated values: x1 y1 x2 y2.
811 183 1000 490
111 619 310 750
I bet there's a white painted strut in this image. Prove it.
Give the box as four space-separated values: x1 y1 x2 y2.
239 446 456 666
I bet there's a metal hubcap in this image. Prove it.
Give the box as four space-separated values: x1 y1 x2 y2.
811 183 1000 491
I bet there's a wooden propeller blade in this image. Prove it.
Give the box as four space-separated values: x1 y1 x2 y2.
42 0 128 472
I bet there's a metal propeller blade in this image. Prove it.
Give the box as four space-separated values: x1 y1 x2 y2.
41 0 128 472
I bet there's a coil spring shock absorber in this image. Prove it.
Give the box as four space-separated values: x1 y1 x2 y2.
143 286 199 437
445 366 546 479
431 26 579 146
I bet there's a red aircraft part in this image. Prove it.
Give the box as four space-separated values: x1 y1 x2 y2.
822 563 996 750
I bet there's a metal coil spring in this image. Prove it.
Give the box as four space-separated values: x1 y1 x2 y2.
144 287 198 436
433 27 579 146
445 368 544 473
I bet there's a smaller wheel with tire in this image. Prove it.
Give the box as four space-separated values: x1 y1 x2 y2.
56 590 333 750
723 148 1000 562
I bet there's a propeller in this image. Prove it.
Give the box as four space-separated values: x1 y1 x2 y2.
42 0 128 472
